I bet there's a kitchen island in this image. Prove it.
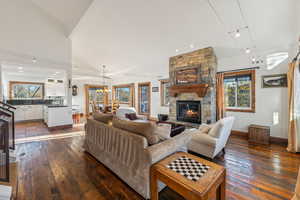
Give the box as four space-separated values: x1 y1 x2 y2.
44 105 73 130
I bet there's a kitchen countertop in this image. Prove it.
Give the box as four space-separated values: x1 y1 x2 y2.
46 105 69 108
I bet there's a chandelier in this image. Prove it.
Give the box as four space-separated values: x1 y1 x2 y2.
96 65 111 94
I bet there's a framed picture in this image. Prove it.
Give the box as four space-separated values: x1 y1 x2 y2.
262 74 287 88
175 68 198 85
152 87 159 92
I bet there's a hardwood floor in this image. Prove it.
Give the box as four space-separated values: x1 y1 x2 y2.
15 132 299 200
15 121 84 139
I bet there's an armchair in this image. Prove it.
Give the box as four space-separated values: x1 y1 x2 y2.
188 116 235 159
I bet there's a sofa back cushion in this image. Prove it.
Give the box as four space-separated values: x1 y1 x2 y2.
112 118 160 145
93 112 113 124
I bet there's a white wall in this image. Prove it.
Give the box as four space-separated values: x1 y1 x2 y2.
218 52 292 138
0 0 71 65
0 0 73 106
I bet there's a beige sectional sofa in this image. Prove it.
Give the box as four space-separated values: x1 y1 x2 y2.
84 117 195 199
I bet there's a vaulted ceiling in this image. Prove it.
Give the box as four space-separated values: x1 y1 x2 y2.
29 0 94 36
69 0 298 79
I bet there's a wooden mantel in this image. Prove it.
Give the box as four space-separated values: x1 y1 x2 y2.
169 84 209 98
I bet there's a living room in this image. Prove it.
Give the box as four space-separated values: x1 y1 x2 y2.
0 0 299 200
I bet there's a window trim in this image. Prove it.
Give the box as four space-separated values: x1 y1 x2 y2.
9 81 45 100
224 70 256 113
160 79 169 107
112 83 135 106
138 82 151 117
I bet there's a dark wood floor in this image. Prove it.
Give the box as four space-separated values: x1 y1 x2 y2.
15 121 84 139
15 131 299 200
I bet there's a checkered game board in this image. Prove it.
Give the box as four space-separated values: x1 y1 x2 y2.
166 156 210 181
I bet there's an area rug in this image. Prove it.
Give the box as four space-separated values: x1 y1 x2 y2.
15 131 85 144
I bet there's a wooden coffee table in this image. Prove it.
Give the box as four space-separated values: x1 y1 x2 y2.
150 152 226 200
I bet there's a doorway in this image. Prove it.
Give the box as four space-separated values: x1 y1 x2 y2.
84 84 108 116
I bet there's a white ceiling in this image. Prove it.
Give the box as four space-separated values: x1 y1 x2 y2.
29 0 94 36
70 0 298 79
2 64 66 80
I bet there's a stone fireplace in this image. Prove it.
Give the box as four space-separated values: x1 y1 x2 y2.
169 47 217 124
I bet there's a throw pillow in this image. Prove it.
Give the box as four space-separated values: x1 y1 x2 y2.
208 120 224 138
155 123 172 140
198 124 213 134
93 112 113 124
125 113 138 120
112 118 160 145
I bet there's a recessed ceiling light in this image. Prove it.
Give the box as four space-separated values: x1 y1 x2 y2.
245 48 251 54
18 67 23 70
175 49 179 52
55 71 60 74
235 30 241 38
32 57 37 63
190 44 194 49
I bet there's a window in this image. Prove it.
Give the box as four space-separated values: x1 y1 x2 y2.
160 80 170 106
112 84 134 106
115 87 130 103
9 81 44 99
224 70 255 112
84 84 108 115
138 82 151 115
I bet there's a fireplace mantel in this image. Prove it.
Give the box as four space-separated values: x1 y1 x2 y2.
169 84 209 98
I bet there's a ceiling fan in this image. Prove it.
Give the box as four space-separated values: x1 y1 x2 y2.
99 65 112 79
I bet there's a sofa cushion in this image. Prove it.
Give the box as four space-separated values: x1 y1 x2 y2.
125 113 138 120
93 112 113 124
208 120 224 138
112 118 160 145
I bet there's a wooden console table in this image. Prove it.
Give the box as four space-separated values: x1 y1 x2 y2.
151 152 226 200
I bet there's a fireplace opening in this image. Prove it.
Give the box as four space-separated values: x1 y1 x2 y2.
176 101 201 124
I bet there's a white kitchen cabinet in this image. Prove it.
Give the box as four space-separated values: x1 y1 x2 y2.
24 105 43 120
14 105 44 122
45 81 66 97
14 106 25 121
44 106 72 127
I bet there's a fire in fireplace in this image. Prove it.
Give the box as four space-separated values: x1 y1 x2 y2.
176 101 201 124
